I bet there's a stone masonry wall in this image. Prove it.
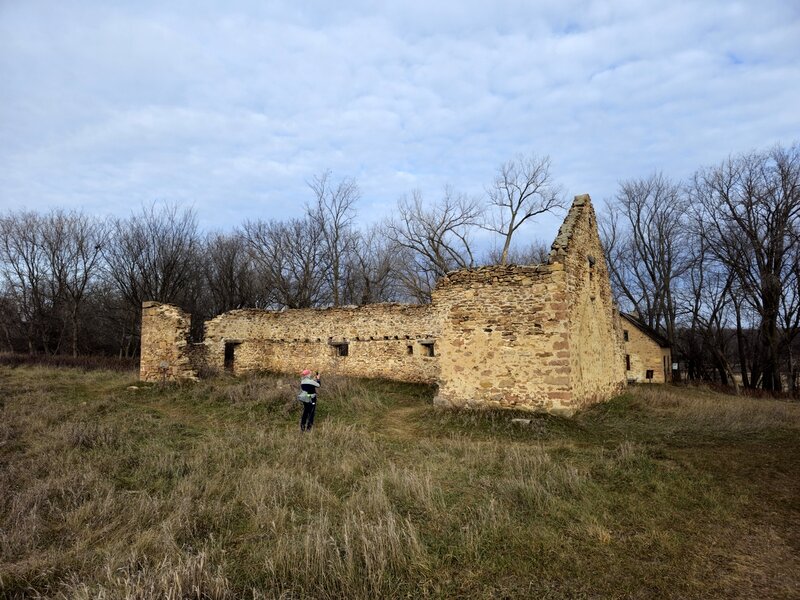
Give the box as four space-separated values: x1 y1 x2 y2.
552 195 626 410
432 264 572 412
200 303 439 383
140 301 198 382
623 323 671 384
140 194 631 415
432 194 626 415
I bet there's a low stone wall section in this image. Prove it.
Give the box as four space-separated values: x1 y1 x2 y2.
200 303 440 383
140 302 197 382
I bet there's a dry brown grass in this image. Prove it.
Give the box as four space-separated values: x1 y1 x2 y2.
633 383 800 432
1 368 798 598
0 352 137 372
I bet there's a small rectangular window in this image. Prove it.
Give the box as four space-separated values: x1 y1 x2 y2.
625 354 631 371
646 369 654 380
421 342 435 357
623 330 629 342
330 342 349 357
407 345 414 355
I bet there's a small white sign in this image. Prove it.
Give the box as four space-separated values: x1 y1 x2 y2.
672 363 678 370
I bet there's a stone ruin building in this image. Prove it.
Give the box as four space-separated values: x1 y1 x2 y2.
621 313 672 384
140 194 670 415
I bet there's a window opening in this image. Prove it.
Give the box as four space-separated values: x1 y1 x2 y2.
330 342 349 357
407 345 414 355
623 330 629 342
421 342 435 357
625 354 631 371
646 369 654 380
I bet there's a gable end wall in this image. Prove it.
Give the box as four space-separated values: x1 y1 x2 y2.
553 195 626 409
623 322 672 383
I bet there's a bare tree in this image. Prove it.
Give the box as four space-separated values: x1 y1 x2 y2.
347 225 401 305
203 231 259 314
0 293 19 352
679 225 738 388
483 239 551 266
41 211 107 356
243 217 327 309
307 171 360 306
104 202 202 355
689 144 800 391
0 212 53 353
384 187 482 302
779 216 800 394
485 153 563 265
600 173 689 346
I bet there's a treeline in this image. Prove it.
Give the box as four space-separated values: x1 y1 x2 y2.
602 143 800 394
4 144 799 394
0 155 559 358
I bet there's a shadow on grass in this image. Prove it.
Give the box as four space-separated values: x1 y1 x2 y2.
0 351 137 372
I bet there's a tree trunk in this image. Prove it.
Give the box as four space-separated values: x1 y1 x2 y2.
712 347 739 395
332 255 341 307
500 234 512 266
71 306 79 358
733 299 750 388
787 348 797 398
760 317 782 392
1 323 12 352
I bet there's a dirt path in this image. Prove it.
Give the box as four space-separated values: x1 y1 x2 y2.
378 404 425 439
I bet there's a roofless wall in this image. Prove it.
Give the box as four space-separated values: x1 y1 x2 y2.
140 195 627 415
202 303 439 384
432 195 625 414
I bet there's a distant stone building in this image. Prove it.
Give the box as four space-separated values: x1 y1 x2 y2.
141 194 643 415
620 313 672 384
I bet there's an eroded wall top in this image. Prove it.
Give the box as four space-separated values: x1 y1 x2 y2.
556 195 626 407
204 302 438 343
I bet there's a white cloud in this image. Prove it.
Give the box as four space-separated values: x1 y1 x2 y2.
1 0 798 242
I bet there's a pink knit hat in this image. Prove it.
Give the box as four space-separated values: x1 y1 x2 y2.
301 369 312 376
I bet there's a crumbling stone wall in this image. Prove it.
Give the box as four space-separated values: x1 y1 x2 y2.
433 195 625 415
552 195 626 409
200 303 439 383
623 320 671 383
432 264 572 412
140 301 198 382
140 194 631 415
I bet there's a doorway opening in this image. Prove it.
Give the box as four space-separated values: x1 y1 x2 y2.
224 341 241 372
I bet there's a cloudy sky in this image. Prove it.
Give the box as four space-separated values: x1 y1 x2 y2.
1 0 798 242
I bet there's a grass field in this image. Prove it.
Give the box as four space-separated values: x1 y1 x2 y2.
1 366 799 599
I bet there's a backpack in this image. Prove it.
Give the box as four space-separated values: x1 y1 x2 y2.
297 391 312 404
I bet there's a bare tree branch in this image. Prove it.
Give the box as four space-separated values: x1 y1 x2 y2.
484 153 563 265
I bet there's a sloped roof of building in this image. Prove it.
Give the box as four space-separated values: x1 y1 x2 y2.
620 313 671 348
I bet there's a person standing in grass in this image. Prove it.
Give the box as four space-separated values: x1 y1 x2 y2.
299 369 321 432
